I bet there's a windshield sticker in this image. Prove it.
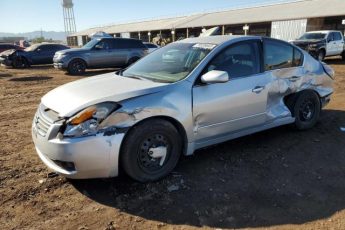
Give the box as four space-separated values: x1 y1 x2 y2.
193 43 216 50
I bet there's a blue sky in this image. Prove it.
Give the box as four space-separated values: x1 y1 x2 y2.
0 0 296 33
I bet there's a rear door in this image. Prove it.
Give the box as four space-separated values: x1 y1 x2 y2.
326 33 336 56
111 39 130 67
333 32 344 55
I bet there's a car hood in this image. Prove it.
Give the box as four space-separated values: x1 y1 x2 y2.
41 73 168 117
56 48 89 55
0 49 17 57
293 39 325 44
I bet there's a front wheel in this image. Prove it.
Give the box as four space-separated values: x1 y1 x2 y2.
67 59 86 75
317 50 325 61
12 56 29 68
293 91 320 130
121 119 182 182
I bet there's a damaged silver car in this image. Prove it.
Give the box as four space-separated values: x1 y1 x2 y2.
32 36 334 182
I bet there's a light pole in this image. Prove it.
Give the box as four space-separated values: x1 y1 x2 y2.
138 32 141 40
243 24 249 36
148 32 151 42
171 30 175 42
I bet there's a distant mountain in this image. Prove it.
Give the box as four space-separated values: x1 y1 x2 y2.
0 31 66 41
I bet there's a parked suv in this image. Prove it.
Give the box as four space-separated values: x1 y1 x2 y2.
291 30 345 61
54 38 148 75
33 36 334 182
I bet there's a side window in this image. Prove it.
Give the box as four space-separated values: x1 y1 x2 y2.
37 45 48 52
204 41 260 78
327 33 334 42
293 48 303 67
112 39 128 49
334 32 342 41
97 40 111 49
264 40 293 70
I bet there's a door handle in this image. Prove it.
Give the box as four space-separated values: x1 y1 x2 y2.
252 86 265 94
289 76 301 82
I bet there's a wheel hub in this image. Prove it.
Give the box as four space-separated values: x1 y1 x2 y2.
138 134 170 172
148 146 167 166
300 100 315 121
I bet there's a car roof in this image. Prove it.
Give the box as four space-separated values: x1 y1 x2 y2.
306 30 341 34
177 35 261 45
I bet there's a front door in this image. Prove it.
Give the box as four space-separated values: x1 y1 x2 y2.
89 39 114 68
192 41 269 143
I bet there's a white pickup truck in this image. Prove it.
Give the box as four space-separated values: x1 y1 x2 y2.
291 30 345 61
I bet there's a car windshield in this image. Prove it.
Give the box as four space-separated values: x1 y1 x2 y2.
24 44 40 51
82 39 100 49
122 42 215 83
298 33 326 40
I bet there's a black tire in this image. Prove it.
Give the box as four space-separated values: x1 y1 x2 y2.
121 119 182 182
12 56 29 68
127 57 140 67
67 59 87 75
317 49 325 61
292 91 321 130
342 52 345 61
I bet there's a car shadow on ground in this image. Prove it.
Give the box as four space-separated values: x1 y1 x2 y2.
324 58 345 65
71 109 345 229
9 76 52 82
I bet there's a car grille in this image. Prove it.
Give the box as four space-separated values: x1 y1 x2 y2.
296 44 309 51
33 104 59 137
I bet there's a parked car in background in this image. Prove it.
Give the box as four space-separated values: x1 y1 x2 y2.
0 43 24 53
53 38 148 75
291 30 345 61
0 43 69 68
144 42 160 53
32 36 334 182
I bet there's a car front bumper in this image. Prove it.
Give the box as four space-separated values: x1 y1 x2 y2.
32 118 125 179
0 56 12 66
53 62 67 70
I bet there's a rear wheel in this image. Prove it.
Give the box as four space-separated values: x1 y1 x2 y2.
121 119 182 182
293 91 320 130
67 59 86 75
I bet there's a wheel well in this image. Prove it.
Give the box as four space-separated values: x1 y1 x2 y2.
120 116 188 156
318 48 326 54
283 90 321 117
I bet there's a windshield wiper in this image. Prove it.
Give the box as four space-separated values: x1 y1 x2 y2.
125 75 150 81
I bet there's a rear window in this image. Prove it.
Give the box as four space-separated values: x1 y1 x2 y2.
145 43 157 48
293 48 303 66
333 32 343 41
264 39 293 70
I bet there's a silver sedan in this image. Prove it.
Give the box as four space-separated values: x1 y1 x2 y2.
32 35 334 182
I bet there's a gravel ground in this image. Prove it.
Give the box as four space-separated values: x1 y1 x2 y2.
1 59 345 230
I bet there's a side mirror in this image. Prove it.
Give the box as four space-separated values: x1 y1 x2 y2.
201 70 229 84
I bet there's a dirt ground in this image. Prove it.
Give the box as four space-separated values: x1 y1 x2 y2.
1 59 345 230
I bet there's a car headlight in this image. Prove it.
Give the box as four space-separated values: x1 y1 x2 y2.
63 102 120 137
